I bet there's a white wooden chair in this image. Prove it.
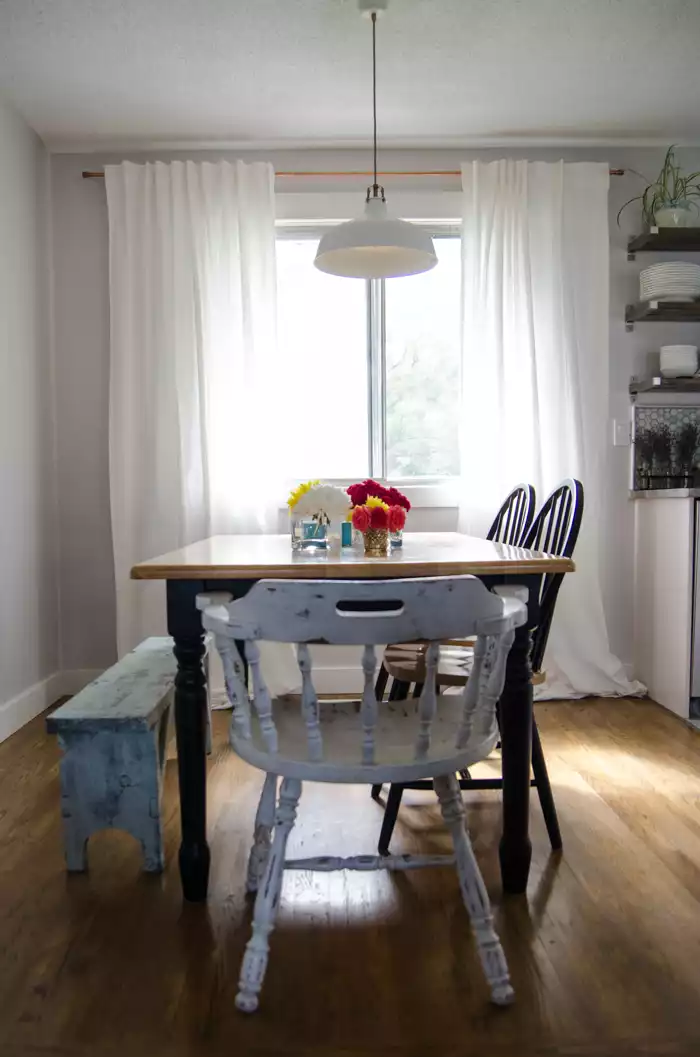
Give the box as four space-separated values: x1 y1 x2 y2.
198 576 527 1014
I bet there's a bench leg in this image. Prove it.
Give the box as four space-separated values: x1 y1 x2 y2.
63 822 89 872
141 812 165 872
56 728 166 874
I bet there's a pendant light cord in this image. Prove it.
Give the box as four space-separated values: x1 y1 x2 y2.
372 12 378 196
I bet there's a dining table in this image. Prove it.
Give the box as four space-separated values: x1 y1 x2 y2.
131 531 574 902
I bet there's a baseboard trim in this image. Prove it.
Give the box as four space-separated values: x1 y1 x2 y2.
0 672 64 743
58 669 103 697
0 668 104 744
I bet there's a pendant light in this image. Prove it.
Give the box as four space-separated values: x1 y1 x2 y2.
314 0 438 279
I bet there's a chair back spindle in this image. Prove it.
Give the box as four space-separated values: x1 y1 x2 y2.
456 634 487 749
360 644 378 764
297 643 323 762
415 641 439 760
217 634 252 741
245 640 278 754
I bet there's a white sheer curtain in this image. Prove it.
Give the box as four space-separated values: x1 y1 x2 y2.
459 159 644 698
106 160 283 656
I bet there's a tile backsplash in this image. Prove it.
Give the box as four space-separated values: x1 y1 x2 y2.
634 405 700 490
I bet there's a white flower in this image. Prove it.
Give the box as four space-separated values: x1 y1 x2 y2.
293 483 351 522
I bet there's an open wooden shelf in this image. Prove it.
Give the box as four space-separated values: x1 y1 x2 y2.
625 301 700 328
628 228 700 256
629 375 700 394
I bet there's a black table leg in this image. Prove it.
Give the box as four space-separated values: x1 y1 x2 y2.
498 621 533 894
167 579 210 902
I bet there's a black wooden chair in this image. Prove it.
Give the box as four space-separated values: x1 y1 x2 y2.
486 482 536 547
372 483 535 707
371 478 584 857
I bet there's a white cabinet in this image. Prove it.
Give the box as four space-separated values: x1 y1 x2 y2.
633 496 695 718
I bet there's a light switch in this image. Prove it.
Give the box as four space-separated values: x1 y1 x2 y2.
612 419 631 447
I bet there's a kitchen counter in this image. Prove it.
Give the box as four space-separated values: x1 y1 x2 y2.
630 488 700 500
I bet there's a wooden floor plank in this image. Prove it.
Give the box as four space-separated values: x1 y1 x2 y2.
0 698 699 1057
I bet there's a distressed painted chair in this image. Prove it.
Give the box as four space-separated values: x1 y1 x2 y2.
198 576 527 1013
372 479 584 856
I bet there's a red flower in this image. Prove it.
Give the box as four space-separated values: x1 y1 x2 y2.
388 505 407 533
352 505 371 533
387 486 411 511
370 505 389 530
365 479 390 502
347 482 369 507
348 479 410 510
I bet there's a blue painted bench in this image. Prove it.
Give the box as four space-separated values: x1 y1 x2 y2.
46 637 177 873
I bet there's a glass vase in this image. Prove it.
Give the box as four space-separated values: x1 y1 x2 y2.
290 517 327 551
325 519 343 556
390 529 403 549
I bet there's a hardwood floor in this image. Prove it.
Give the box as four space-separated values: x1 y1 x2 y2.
1 698 699 1057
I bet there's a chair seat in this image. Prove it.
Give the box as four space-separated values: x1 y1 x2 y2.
383 643 546 687
383 644 475 687
232 696 497 785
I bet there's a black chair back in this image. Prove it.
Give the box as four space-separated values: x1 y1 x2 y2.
522 478 584 672
487 483 536 547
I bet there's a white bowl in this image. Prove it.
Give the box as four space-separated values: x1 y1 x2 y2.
660 344 698 377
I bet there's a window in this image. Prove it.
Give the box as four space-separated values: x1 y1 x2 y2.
276 230 461 484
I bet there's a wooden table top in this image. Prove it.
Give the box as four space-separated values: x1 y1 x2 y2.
131 532 575 581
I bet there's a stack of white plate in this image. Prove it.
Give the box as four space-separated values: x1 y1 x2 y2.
640 262 700 303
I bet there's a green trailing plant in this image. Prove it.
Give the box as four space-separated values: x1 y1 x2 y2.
651 424 673 471
676 422 700 471
635 427 655 469
617 146 700 227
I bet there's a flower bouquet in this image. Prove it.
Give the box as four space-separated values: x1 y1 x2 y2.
347 479 410 552
288 481 351 553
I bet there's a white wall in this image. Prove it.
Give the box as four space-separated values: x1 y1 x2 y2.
49 145 700 681
0 94 59 738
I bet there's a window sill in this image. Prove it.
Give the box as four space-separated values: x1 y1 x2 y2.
280 478 460 511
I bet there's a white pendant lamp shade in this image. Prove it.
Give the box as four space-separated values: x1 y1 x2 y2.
314 197 438 279
313 0 438 280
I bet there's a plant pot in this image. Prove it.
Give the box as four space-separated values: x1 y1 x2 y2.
363 529 390 557
654 202 694 228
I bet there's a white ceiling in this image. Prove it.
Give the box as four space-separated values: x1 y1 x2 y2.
1 0 700 150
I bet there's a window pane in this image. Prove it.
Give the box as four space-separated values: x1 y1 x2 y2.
385 238 461 479
276 238 369 480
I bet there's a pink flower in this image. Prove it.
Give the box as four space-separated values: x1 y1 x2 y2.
370 505 389 530
388 505 406 533
352 505 371 533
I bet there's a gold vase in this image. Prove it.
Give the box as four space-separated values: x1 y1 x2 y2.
363 528 390 557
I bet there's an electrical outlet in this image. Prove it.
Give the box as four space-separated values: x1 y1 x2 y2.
612 419 631 447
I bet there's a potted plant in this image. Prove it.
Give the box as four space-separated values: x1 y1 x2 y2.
617 146 700 229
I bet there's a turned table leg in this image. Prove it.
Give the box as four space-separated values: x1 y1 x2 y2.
498 621 533 894
167 579 210 901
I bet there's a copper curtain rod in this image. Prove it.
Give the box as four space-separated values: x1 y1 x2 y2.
82 167 626 179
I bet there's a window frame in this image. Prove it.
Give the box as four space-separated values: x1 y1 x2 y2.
275 215 461 508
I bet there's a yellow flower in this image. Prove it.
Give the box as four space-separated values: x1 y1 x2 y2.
365 495 389 511
288 479 320 510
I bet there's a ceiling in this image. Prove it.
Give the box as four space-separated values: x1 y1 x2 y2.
1 0 700 150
